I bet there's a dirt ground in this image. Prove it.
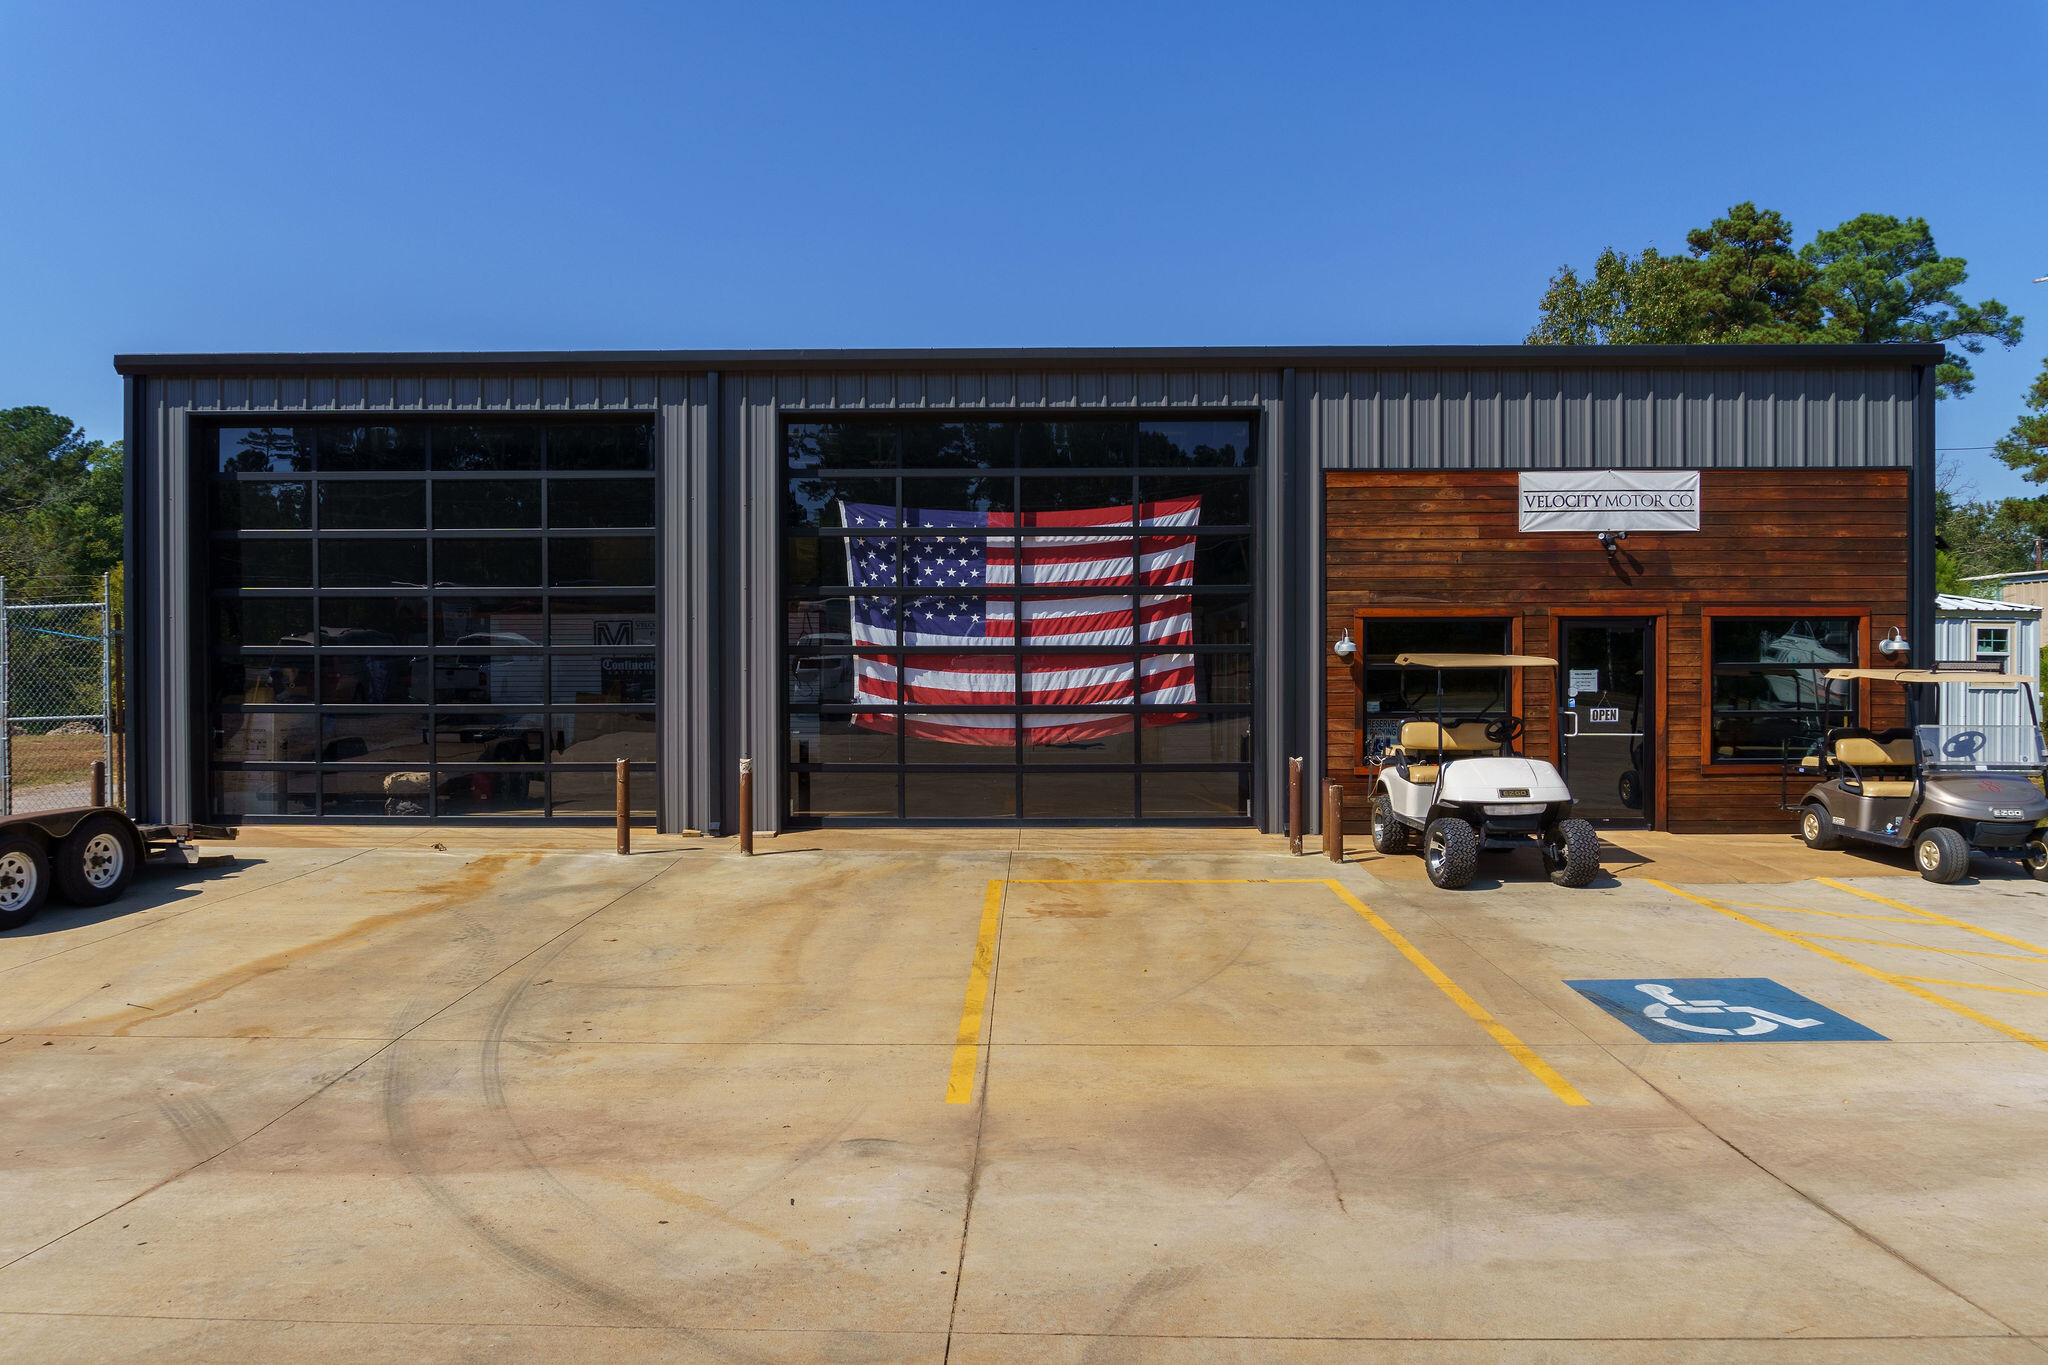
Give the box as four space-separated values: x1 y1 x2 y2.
0 828 2045 1361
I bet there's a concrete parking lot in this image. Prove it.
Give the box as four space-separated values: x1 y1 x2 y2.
2 828 2047 1361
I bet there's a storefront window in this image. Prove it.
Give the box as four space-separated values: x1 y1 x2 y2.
1709 618 1858 763
784 417 1257 822
204 420 658 819
1355 619 1511 762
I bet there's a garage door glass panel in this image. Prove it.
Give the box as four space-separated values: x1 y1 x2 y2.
216 597 314 649
1139 421 1255 467
212 539 313 589
219 481 310 530
320 712 431 763
321 597 429 646
432 423 542 471
322 539 427 588
206 419 659 821
434 480 542 529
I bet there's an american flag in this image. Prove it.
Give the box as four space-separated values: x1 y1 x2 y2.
843 495 1200 745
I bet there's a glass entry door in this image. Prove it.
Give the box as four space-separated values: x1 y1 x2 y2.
1559 620 1653 825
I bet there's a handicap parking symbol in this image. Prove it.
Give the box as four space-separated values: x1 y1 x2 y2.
1566 978 1885 1043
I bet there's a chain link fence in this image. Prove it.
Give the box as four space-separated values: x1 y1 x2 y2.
0 575 121 813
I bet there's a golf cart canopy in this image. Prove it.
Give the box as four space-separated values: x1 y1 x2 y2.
1392 653 1559 669
1821 668 2036 686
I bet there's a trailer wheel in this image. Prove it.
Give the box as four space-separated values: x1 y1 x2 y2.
1370 792 1409 854
1914 826 1971 884
0 835 52 930
1544 818 1601 888
1801 804 1845 851
2025 837 2048 883
1423 818 1477 890
54 814 139 907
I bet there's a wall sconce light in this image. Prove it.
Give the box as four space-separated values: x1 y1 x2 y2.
1332 628 1357 660
1878 627 1909 657
1596 530 1628 553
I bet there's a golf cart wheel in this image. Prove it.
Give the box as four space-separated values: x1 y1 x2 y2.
0 834 52 930
1617 770 1641 811
2026 837 2048 883
1800 804 1845 851
1544 818 1601 888
1914 826 1971 884
54 813 138 907
1423 818 1478 890
1370 792 1409 854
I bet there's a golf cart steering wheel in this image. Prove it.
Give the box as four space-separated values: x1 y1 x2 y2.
1943 730 1987 759
1485 715 1525 746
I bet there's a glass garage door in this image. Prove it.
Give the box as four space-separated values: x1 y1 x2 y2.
203 420 657 820
783 417 1256 823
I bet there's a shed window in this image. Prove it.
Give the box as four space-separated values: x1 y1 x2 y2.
1709 618 1857 763
1974 624 2011 662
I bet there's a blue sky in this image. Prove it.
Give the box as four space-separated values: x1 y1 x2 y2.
4 1 2044 496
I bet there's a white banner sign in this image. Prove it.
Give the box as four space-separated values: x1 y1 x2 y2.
1518 471 1700 533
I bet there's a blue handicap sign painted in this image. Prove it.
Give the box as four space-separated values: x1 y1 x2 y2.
1566 978 1885 1043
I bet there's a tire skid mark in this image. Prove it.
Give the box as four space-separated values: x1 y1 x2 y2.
58 853 544 1036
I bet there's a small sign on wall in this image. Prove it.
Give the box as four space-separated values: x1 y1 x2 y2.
1519 471 1701 532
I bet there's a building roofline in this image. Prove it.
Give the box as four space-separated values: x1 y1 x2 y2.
111 342 1949 377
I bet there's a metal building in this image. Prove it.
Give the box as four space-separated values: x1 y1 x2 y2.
114 345 1940 836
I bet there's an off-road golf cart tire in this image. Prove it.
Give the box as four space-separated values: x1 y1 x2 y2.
2026 837 2048 883
0 834 52 930
1914 826 1971 884
1545 818 1601 888
54 813 139 907
1801 804 1845 851
1424 817 1478 890
1370 791 1409 855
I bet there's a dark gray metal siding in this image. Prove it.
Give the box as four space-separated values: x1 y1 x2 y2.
1308 366 1916 469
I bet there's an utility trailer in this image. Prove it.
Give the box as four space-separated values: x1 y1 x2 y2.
0 808 234 929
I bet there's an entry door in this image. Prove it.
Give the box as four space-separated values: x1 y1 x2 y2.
1559 620 1654 825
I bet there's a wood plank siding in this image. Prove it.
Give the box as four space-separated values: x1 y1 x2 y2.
1324 469 1911 834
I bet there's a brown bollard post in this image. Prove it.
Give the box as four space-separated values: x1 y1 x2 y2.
615 758 630 855
738 757 755 856
1288 756 1303 856
1325 781 1345 863
90 759 106 809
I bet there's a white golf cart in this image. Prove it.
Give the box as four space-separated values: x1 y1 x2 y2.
1366 652 1601 890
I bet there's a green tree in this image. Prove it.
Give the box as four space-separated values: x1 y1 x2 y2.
0 407 124 594
1530 204 2022 396
1993 355 2048 483
1800 214 2022 396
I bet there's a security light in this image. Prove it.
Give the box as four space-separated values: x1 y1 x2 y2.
1596 530 1628 553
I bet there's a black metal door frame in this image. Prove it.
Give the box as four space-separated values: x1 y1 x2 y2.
1557 617 1656 828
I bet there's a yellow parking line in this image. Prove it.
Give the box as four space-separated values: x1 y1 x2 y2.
1320 880 1589 1106
945 880 1006 1104
1789 932 2048 963
1648 880 2048 1054
1727 901 1929 924
1889 974 2048 998
1816 877 2048 958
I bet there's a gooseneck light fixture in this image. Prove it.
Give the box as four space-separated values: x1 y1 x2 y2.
1332 628 1357 660
1878 627 1909 657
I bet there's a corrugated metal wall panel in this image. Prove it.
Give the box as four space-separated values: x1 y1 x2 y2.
658 373 717 833
1311 364 1916 469
168 374 658 413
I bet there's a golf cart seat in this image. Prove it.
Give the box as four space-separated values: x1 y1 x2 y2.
1830 731 1918 798
1394 720 1500 782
